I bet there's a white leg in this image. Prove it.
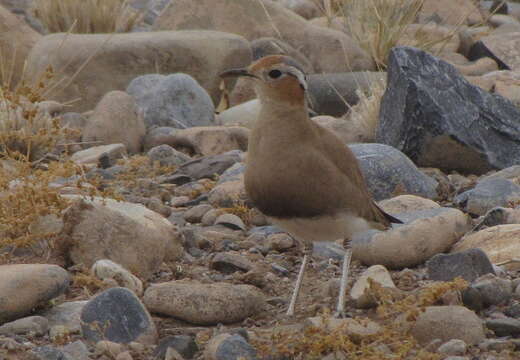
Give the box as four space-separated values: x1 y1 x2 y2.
335 249 352 317
286 254 309 317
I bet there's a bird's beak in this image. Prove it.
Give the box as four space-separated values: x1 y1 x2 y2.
219 68 258 79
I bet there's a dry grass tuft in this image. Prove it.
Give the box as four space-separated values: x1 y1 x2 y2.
346 77 387 142
342 0 425 69
32 0 141 34
253 278 468 359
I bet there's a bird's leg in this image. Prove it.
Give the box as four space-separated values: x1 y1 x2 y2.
335 246 352 318
286 243 312 317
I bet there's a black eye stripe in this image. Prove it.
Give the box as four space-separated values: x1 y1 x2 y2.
268 69 282 79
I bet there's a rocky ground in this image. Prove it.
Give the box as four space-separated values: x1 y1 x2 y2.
3 0 520 359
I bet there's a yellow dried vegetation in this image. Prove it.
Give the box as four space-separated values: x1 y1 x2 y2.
32 0 142 33
253 278 468 360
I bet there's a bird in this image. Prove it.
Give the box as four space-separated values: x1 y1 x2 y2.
220 55 402 317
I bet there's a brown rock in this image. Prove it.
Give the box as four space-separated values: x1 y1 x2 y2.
0 264 70 324
25 31 252 112
143 282 265 325
153 0 374 73
0 5 41 88
83 91 145 154
352 208 471 269
378 195 440 214
58 196 183 279
169 126 249 156
452 224 520 270
411 306 485 345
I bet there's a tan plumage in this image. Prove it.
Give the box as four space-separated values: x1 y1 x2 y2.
221 55 401 316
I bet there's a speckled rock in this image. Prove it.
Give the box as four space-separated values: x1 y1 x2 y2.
81 287 157 344
411 306 485 345
0 264 70 324
143 282 265 325
352 207 471 269
58 196 183 279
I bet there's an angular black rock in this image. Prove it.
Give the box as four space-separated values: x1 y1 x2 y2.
426 248 495 282
349 143 438 201
377 46 520 174
80 287 153 344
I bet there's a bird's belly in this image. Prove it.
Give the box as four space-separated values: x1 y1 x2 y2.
270 212 373 243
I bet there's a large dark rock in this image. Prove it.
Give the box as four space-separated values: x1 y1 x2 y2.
80 287 156 344
349 143 438 201
377 46 520 175
426 248 495 282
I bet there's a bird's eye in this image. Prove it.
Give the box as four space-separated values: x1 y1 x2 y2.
268 69 282 79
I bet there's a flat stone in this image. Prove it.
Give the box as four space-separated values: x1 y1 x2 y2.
204 333 257 360
411 306 485 345
0 316 48 336
0 264 70 324
154 335 198 360
143 282 265 325
454 178 520 216
210 252 254 274
378 46 520 174
486 317 520 337
349 143 438 201
81 287 157 344
426 248 495 282
215 214 246 231
352 207 471 269
70 144 127 165
60 341 90 360
350 265 397 308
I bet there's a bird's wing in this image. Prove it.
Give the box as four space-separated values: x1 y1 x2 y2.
310 122 401 227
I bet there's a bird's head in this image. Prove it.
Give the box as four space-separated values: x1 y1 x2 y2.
221 55 308 107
